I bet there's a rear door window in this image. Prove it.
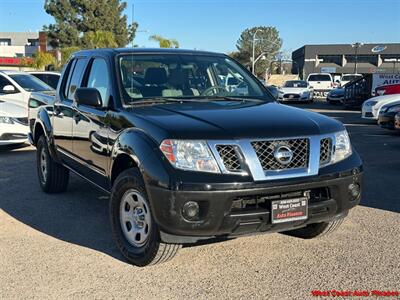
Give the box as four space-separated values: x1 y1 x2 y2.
308 75 332 81
64 58 88 100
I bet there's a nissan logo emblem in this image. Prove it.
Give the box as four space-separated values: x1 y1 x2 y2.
274 145 293 165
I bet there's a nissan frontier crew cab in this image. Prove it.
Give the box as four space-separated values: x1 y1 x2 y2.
28 49 363 267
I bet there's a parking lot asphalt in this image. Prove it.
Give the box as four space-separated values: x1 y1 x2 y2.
1 100 399 299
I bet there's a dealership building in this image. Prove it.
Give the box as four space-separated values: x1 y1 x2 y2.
0 32 58 69
292 43 400 80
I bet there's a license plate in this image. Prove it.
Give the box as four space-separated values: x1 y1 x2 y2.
271 197 308 224
289 95 294 99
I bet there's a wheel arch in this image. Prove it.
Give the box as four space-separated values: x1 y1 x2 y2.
109 129 166 186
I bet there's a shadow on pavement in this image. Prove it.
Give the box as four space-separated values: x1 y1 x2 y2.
0 150 126 263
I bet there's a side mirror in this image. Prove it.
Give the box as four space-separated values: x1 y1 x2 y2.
74 88 102 108
2 85 17 94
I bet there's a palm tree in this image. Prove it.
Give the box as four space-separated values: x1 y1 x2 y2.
149 35 179 48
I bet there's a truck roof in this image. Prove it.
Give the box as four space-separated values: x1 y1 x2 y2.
73 48 226 57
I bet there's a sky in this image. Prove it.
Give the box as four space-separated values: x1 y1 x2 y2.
0 0 399 54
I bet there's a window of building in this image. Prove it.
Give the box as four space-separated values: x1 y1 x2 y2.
317 55 342 65
381 55 400 62
27 39 39 46
0 39 11 46
345 55 377 64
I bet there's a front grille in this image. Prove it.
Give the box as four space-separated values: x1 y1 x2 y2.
14 117 29 126
283 94 300 99
0 133 27 141
365 112 373 117
319 138 332 165
251 139 309 171
216 145 242 172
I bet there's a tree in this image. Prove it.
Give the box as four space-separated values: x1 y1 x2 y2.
82 31 118 49
149 35 179 48
31 52 57 70
235 26 282 77
60 46 81 65
43 0 137 48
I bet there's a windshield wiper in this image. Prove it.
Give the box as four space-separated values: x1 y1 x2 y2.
199 96 264 102
129 97 193 105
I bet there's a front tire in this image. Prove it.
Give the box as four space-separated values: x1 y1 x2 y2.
282 218 345 239
110 168 181 267
36 135 69 193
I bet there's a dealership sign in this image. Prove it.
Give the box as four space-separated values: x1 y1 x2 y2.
0 57 33 66
371 45 387 53
372 73 400 90
320 67 336 73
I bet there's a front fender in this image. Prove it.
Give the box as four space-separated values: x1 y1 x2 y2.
109 129 171 186
33 107 58 160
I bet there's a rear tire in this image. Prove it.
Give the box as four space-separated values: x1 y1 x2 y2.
110 168 181 266
36 135 69 193
282 218 345 239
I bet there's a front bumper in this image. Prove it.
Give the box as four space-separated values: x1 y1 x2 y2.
146 154 363 244
0 123 29 145
327 95 344 102
361 106 376 120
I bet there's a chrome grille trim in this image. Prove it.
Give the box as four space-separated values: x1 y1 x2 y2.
208 134 336 181
215 145 242 172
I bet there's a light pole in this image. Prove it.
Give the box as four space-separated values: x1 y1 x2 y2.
351 42 363 74
252 29 262 75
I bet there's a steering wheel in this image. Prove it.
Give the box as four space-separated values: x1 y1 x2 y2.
201 86 228 96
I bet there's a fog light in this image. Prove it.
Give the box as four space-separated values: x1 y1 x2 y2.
348 183 361 199
182 201 200 220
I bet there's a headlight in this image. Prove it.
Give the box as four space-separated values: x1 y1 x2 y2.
387 105 400 113
160 140 220 173
0 116 14 124
365 101 377 107
301 91 310 96
332 130 352 164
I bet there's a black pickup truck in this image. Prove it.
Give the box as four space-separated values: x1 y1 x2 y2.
28 48 362 267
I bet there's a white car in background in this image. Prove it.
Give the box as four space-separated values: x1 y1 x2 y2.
0 99 29 146
0 70 54 107
306 73 333 97
362 94 400 120
28 71 60 89
281 80 314 102
340 74 363 86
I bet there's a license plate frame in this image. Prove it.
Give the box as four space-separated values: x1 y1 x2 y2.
271 197 308 224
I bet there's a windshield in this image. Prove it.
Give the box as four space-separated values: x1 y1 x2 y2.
307 74 332 82
284 80 308 88
118 54 272 104
341 75 362 81
9 74 53 92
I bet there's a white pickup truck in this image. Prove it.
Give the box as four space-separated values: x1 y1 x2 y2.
307 73 333 97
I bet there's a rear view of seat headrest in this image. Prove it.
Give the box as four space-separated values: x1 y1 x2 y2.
145 68 168 85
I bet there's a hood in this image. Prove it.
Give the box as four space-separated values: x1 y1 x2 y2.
381 100 400 110
0 100 28 118
367 94 400 103
374 97 400 112
329 88 344 96
127 101 343 141
372 94 400 109
281 87 309 94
